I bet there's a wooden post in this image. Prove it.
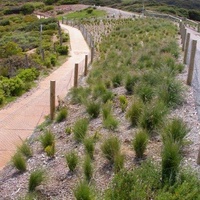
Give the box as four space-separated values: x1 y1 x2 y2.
187 40 197 86
198 23 200 33
91 46 94 64
50 81 56 120
182 27 187 51
183 33 190 64
62 17 64 24
74 63 78 88
84 55 88 76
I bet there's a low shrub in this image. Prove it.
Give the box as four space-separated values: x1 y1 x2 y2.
83 155 93 182
57 45 69 55
12 153 26 172
132 129 148 158
112 74 123 88
73 118 89 142
65 126 72 135
119 95 128 112
86 101 101 119
74 181 94 200
126 98 144 127
45 143 55 157
18 141 32 158
28 169 45 192
66 151 78 172
102 90 114 103
103 114 118 131
101 136 120 163
102 101 112 120
40 129 55 150
56 107 68 123
125 74 140 94
69 87 90 104
84 137 95 159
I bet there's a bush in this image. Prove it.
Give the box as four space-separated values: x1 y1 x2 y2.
103 114 118 131
162 118 189 145
161 141 181 185
139 101 168 135
45 143 55 157
66 151 78 172
57 45 69 55
73 118 89 142
101 136 120 163
56 107 68 122
125 74 140 94
74 181 94 200
102 90 114 103
86 101 101 119
83 156 93 182
18 141 32 158
21 4 35 15
12 153 26 172
17 68 39 82
40 129 55 150
84 137 95 159
133 129 148 158
119 95 128 112
28 170 45 192
126 98 144 127
69 87 90 104
0 90 5 105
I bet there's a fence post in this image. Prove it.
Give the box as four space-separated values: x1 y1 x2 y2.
74 63 78 88
91 45 94 64
50 80 56 120
182 27 187 51
187 40 197 86
198 23 200 33
84 55 88 76
197 146 200 165
183 33 191 64
62 17 64 24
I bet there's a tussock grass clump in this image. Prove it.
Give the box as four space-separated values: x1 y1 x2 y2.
114 153 125 173
73 118 89 142
12 153 26 172
162 118 189 145
139 101 168 135
18 141 32 158
66 151 78 172
103 114 119 131
161 141 181 185
126 98 144 127
28 169 45 192
74 181 94 200
102 101 112 120
112 74 123 88
56 107 68 123
125 74 140 94
83 155 93 182
40 129 55 150
84 137 95 159
101 136 120 163
45 143 55 158
86 101 101 119
102 90 114 103
133 129 148 158
119 95 128 112
70 87 90 104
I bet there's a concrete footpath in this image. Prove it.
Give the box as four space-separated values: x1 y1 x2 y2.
0 24 90 170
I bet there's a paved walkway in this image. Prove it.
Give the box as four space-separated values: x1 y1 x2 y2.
0 24 90 170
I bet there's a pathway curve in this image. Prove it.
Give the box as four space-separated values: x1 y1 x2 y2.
0 24 90 170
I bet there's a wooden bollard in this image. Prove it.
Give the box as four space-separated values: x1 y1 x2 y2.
50 80 56 120
197 146 200 165
91 46 94 64
74 63 78 88
62 17 64 24
187 40 197 86
183 33 191 64
182 27 187 51
84 55 88 76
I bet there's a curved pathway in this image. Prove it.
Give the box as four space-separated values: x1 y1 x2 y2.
0 24 90 170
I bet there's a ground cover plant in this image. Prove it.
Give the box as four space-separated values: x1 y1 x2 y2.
1 15 200 200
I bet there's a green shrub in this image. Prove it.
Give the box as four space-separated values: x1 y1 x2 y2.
45 143 55 157
84 137 95 159
28 170 45 192
21 4 35 15
125 74 140 94
40 129 55 150
114 153 124 173
119 95 128 112
112 74 123 88
56 107 68 122
101 136 120 163
17 68 39 82
0 89 5 105
12 153 26 172
162 118 189 145
92 83 107 99
57 45 69 55
65 126 72 135
83 155 93 182
103 114 118 131
69 87 90 104
18 141 32 158
66 151 78 172
161 141 181 185
102 101 112 120
102 90 114 103
73 118 89 142
139 101 168 135
126 98 144 127
86 101 100 119
133 129 148 158
74 181 94 200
